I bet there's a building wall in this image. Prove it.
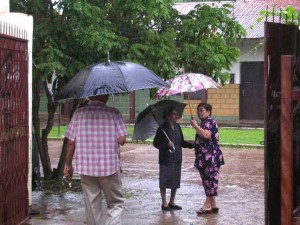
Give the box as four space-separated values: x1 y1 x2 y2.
0 0 9 12
182 84 239 121
231 38 264 84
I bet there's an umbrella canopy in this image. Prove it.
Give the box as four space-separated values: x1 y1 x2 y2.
155 73 220 98
155 73 220 117
56 61 168 101
132 100 187 142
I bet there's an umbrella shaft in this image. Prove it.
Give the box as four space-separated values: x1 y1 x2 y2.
162 128 175 153
187 94 192 118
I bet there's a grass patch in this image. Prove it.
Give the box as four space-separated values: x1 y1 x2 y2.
50 125 264 145
49 126 67 138
219 128 263 145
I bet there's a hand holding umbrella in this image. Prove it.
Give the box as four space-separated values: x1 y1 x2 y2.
132 100 187 153
161 126 176 153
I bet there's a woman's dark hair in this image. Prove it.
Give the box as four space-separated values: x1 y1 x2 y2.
163 106 177 121
197 103 212 116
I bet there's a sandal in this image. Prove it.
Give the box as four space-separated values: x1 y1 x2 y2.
168 203 182 210
196 208 212 215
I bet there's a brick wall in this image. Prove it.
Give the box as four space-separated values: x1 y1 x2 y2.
45 85 240 123
182 84 240 121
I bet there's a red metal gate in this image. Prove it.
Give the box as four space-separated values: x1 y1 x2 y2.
0 34 29 224
265 21 300 225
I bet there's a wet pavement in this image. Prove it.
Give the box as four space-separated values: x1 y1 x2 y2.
26 141 264 225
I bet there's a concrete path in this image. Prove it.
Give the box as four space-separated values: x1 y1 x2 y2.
26 141 264 225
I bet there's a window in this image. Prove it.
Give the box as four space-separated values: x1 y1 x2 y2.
184 90 207 101
230 73 235 84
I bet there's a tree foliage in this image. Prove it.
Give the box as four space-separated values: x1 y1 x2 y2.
10 0 245 179
177 4 246 83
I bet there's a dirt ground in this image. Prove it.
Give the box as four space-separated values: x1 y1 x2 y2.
26 141 264 225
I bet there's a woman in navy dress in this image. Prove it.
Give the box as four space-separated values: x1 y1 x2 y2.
190 103 225 215
153 106 194 211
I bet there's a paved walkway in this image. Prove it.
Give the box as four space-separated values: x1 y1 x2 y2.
26 141 264 225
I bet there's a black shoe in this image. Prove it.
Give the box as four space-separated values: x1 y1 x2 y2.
161 204 172 211
168 203 182 210
212 207 219 213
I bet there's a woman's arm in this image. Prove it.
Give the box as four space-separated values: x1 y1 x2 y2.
178 124 195 148
191 119 211 140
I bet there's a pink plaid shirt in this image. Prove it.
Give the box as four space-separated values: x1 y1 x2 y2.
65 101 127 177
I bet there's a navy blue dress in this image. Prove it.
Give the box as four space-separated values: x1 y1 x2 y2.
153 122 194 189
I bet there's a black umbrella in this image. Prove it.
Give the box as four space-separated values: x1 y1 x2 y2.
56 61 168 101
132 100 187 144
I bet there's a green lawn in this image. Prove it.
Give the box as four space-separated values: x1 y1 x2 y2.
49 125 264 145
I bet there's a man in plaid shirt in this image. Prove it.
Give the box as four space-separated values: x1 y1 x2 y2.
64 94 127 225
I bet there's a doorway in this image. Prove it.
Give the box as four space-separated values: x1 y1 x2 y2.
240 61 264 120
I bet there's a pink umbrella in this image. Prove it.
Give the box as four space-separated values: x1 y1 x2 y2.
155 73 220 116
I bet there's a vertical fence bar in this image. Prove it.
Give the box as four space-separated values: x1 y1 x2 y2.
279 9 282 24
281 55 293 225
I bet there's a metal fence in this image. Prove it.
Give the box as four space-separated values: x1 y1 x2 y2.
264 6 300 25
0 34 29 225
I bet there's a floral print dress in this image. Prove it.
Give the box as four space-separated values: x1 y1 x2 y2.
194 117 225 197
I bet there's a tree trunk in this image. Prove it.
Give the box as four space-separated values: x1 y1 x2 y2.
41 80 58 179
54 137 68 179
32 77 53 178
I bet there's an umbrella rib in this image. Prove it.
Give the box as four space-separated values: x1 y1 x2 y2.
186 75 194 117
114 62 129 92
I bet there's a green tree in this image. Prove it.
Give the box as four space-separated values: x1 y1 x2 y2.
106 0 179 80
10 0 245 179
176 4 246 83
11 0 178 179
11 0 120 178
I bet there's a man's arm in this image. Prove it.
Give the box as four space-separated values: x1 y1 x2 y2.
64 138 75 180
117 135 126 146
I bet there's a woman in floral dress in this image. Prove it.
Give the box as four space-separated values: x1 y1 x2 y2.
190 103 225 215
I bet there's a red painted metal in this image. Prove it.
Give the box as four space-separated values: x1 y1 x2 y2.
0 35 29 224
281 55 293 225
264 22 297 225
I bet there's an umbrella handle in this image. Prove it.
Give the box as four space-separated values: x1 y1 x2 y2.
161 128 175 154
169 146 175 153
